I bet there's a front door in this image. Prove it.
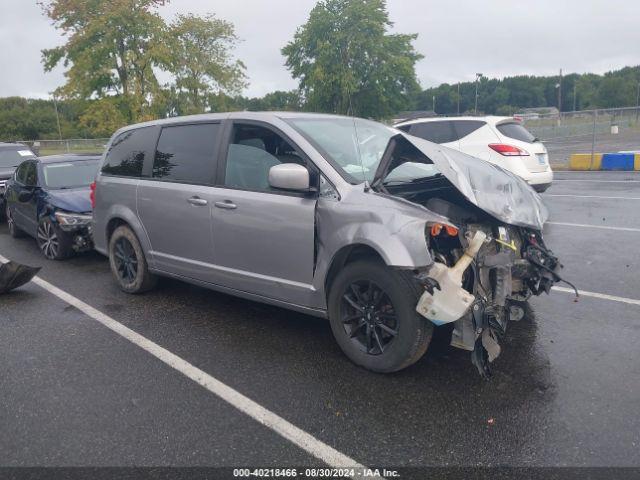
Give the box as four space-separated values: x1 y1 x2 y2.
137 122 222 281
12 161 39 236
209 122 317 305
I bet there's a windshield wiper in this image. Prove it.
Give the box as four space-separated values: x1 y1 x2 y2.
383 173 443 186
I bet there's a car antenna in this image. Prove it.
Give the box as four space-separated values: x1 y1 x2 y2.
341 44 370 192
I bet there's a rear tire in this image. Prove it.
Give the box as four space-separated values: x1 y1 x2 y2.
6 204 25 238
328 261 433 373
109 225 157 294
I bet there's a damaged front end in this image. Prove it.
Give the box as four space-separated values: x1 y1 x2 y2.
417 223 569 377
372 132 575 377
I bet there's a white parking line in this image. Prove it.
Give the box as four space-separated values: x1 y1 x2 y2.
553 286 640 306
0 255 374 475
545 194 640 200
546 222 640 233
553 179 640 183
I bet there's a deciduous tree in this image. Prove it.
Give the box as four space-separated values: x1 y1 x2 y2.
282 0 423 119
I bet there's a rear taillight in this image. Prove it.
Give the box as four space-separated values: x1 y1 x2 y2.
90 181 96 209
488 144 530 156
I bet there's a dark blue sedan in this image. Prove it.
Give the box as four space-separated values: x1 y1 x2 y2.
4 154 100 260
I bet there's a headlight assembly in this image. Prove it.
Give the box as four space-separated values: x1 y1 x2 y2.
54 211 92 228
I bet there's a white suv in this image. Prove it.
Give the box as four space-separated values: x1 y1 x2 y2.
395 116 553 192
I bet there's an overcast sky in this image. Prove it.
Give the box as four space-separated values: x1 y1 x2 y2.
1 0 639 99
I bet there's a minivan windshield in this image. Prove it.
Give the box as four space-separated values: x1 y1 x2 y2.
0 148 35 168
42 160 100 189
286 117 395 183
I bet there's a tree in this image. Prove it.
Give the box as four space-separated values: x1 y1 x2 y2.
78 98 129 137
40 0 168 121
163 14 246 114
282 0 423 119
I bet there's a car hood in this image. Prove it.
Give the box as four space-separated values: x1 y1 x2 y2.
46 187 92 213
371 133 549 230
0 167 15 180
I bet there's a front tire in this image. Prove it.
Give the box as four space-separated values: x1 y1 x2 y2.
328 261 433 373
37 217 73 260
109 225 157 294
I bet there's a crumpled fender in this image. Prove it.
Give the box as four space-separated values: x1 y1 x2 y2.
0 261 41 294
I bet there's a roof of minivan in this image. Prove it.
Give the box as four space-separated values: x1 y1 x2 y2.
395 116 515 126
113 111 358 136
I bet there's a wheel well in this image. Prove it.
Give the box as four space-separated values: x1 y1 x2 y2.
325 244 385 296
106 218 127 244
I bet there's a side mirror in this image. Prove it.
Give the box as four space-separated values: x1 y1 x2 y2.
269 163 310 192
18 190 33 202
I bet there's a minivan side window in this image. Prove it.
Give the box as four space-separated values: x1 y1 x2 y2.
152 123 221 185
102 127 155 177
409 121 457 144
223 124 308 192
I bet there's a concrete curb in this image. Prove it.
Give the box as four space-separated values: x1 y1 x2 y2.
569 153 640 171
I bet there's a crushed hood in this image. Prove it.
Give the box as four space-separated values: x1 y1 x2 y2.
46 187 92 213
372 133 549 230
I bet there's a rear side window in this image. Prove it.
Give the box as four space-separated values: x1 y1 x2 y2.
153 123 221 184
497 122 536 143
102 127 156 177
409 121 457 144
453 120 485 140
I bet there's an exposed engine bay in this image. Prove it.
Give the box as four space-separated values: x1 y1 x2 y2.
418 218 571 377
373 133 577 377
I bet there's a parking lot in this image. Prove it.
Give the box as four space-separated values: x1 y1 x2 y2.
1 170 639 476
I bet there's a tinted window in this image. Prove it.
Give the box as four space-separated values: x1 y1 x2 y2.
21 162 37 187
453 120 485 139
102 127 155 177
42 160 100 189
14 162 29 184
497 122 536 143
409 121 457 144
224 124 306 192
153 124 220 184
0 148 35 168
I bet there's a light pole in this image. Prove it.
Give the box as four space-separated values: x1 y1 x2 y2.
457 82 460 115
474 73 482 115
52 93 63 141
432 95 436 114
636 80 640 122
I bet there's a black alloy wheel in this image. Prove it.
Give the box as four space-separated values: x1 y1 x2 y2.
341 280 399 355
113 237 139 284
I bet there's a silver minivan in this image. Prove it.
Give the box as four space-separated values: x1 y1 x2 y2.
92 112 566 376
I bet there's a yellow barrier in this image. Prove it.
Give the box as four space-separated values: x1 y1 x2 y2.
569 153 602 170
635 154 640 171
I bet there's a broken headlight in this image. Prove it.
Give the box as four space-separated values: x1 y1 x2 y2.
54 211 92 229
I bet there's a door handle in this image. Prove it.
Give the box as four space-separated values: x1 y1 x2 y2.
187 196 208 206
214 200 237 210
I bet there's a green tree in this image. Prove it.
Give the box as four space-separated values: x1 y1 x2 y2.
163 14 247 114
78 98 129 137
40 0 168 121
282 0 423 119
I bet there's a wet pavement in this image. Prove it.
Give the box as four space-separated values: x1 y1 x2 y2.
0 170 639 470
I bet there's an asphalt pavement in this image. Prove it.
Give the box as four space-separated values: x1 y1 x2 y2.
0 170 639 475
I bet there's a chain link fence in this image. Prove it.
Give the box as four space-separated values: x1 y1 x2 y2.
12 138 109 157
520 106 640 168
